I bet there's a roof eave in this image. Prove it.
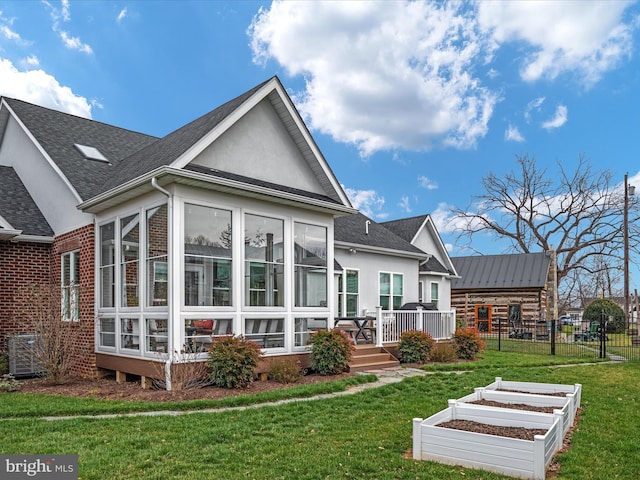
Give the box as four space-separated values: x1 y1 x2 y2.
335 241 428 260
79 167 356 216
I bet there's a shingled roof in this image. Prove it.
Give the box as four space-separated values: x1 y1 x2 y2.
380 214 428 243
451 252 551 290
1 97 158 201
0 166 53 236
334 212 426 256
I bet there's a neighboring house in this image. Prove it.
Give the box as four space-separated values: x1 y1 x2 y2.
451 252 554 332
333 212 428 317
381 214 458 311
0 76 454 386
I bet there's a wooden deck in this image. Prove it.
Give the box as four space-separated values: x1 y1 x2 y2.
348 344 399 372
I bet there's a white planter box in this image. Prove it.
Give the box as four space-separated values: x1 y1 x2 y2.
456 387 574 435
484 377 582 421
413 402 564 480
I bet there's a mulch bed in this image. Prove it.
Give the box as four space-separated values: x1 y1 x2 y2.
438 419 548 440
15 372 355 402
470 399 558 413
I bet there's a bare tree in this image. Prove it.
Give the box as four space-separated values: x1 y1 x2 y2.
451 155 639 300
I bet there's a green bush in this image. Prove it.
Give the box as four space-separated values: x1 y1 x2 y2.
307 329 354 375
0 373 21 392
397 330 435 364
268 357 302 384
428 342 458 363
207 336 262 389
452 328 485 360
582 298 626 334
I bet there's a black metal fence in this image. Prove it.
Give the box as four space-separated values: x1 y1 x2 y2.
481 314 640 362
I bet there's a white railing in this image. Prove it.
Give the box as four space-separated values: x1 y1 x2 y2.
366 307 457 345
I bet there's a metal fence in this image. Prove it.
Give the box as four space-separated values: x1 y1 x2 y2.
481 314 640 362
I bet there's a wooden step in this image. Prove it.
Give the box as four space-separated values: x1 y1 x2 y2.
348 346 399 372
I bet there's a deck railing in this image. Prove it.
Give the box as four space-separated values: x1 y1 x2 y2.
365 307 457 345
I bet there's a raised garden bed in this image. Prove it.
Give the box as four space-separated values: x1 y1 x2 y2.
485 376 581 421
456 387 574 435
413 401 564 480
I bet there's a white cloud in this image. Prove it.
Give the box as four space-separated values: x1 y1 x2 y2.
505 124 525 142
478 1 635 87
59 30 93 54
250 1 498 157
418 175 438 190
524 96 545 122
398 196 411 213
542 105 568 130
0 58 92 118
117 8 128 23
343 186 386 218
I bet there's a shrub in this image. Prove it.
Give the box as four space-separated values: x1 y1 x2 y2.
207 336 262 389
268 358 303 384
0 373 21 392
452 328 485 360
397 330 435 364
428 342 458 363
307 329 354 375
0 355 7 375
582 298 626 334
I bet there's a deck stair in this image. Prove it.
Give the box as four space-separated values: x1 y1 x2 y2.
348 345 399 372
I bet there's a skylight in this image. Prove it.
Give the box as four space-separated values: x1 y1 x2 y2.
74 143 109 163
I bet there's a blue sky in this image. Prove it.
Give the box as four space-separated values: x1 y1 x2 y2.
1 1 640 276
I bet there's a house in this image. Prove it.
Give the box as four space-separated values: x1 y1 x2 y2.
381 214 458 311
0 76 454 386
450 252 554 332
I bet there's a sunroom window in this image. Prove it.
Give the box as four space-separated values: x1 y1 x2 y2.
120 213 140 307
147 205 168 307
99 222 115 308
244 214 284 307
294 223 327 307
184 204 232 306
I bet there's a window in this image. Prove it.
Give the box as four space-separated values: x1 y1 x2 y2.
99 222 115 308
244 214 284 307
294 317 327 347
184 318 233 353
379 272 403 310
120 213 140 307
147 205 168 307
338 270 359 317
184 204 232 306
430 282 439 309
294 223 327 307
121 317 140 351
98 317 115 348
245 318 284 348
61 250 80 321
146 318 168 353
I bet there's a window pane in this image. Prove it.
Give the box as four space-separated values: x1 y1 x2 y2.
294 223 326 266
121 261 139 307
294 317 327 347
99 317 116 348
184 204 232 257
120 214 140 263
121 318 140 351
100 222 115 308
101 266 115 308
346 270 358 293
393 274 403 295
244 215 283 261
244 318 284 348
295 266 327 307
147 205 168 258
100 223 115 266
146 318 168 353
379 296 390 310
346 294 358 317
379 273 390 295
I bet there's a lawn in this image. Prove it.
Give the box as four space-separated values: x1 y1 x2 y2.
2 354 639 479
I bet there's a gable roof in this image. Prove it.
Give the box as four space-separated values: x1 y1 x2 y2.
0 165 53 237
451 252 551 290
0 97 158 201
334 212 426 258
381 214 458 277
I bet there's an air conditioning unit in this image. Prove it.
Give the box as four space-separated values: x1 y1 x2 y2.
6 334 45 377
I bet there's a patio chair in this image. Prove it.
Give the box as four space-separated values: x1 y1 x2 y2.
574 321 606 342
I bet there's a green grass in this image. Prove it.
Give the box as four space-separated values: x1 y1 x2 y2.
2 356 639 479
0 375 376 418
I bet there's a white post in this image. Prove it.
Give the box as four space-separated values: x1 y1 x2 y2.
417 306 424 332
412 418 423 460
450 309 457 337
376 305 383 347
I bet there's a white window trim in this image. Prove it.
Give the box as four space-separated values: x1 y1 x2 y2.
61 250 80 322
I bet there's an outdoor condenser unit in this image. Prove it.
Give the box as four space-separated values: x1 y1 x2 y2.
6 334 45 377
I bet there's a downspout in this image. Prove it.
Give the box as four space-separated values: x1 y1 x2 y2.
151 177 173 391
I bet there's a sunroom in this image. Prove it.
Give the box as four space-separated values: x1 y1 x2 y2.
89 167 352 383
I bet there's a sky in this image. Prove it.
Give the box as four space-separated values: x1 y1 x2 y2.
2 0 640 285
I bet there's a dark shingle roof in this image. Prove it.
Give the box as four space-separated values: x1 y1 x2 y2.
3 97 158 201
98 78 273 194
0 166 53 236
420 256 451 274
380 214 428 243
451 252 551 290
334 212 425 255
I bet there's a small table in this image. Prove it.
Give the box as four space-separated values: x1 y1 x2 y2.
334 317 376 344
